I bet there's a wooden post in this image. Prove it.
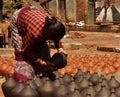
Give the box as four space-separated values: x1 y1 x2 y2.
0 0 3 22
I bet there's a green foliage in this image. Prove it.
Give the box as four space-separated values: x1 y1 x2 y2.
3 0 15 13
114 13 120 19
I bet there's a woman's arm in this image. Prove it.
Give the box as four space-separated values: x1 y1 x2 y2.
53 40 67 54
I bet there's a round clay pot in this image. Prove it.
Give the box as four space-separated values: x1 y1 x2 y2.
10 80 25 97
38 78 56 97
108 75 120 89
18 82 39 97
2 76 17 97
50 53 67 69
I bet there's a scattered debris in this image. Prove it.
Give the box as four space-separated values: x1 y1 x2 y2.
66 21 85 28
97 46 120 53
75 21 85 28
69 31 87 39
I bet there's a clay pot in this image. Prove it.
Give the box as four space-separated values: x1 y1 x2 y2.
63 73 72 85
85 71 91 80
73 69 83 80
74 74 83 86
29 79 38 90
41 77 47 84
10 80 25 97
50 53 67 69
18 82 39 97
58 76 64 85
34 75 43 88
86 93 92 97
99 74 105 82
95 85 110 97
53 71 61 79
108 75 120 89
68 87 82 97
116 87 120 97
89 72 99 86
78 76 89 92
67 78 77 92
109 89 118 97
2 76 18 97
56 79 69 97
38 78 56 97
94 80 102 93
53 78 60 88
101 78 111 89
81 82 96 97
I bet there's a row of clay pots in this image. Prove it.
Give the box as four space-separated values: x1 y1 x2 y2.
0 56 14 76
58 54 120 75
0 54 120 76
2 70 120 97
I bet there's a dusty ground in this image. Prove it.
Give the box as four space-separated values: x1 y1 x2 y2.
61 31 120 55
0 31 120 97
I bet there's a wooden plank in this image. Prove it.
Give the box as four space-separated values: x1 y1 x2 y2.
97 46 120 53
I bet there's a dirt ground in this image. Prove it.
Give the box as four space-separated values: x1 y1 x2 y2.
61 31 120 55
0 31 120 97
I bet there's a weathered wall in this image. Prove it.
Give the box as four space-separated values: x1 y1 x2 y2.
66 0 76 22
49 0 89 23
49 0 76 22
86 0 95 24
76 0 87 22
49 0 66 22
58 0 66 21
49 0 58 16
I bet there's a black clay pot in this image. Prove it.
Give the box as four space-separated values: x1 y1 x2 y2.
81 82 96 97
86 93 92 97
78 76 89 92
89 72 99 86
67 78 77 92
108 75 120 89
53 78 60 88
109 89 118 97
73 69 83 80
50 53 67 69
95 85 110 97
116 87 120 97
63 73 72 85
101 78 110 89
34 75 43 88
56 83 69 97
94 80 102 93
18 82 39 97
99 74 106 82
75 74 83 86
2 76 18 97
68 87 82 97
58 76 64 85
10 80 25 97
85 71 91 80
38 78 56 97
29 79 38 90
53 71 61 79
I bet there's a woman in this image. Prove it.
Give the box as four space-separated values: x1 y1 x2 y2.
10 6 67 82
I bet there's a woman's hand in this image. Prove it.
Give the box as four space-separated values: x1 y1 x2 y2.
57 48 67 55
36 59 47 66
